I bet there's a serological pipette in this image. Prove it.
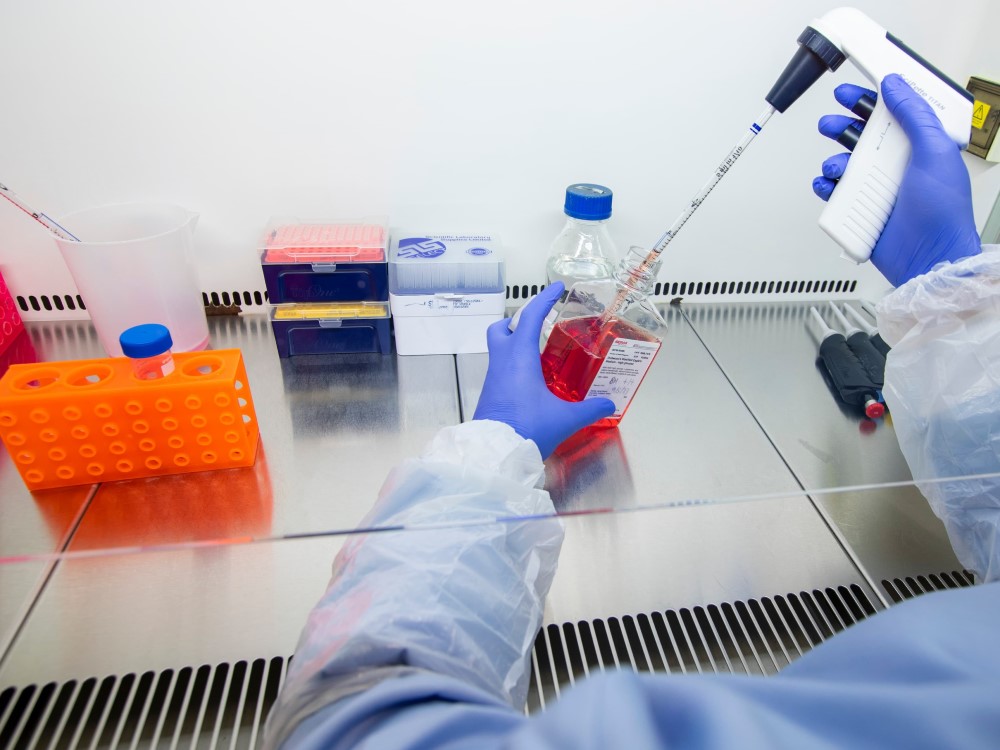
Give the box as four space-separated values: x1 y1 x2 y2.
0 181 79 241
603 104 776 321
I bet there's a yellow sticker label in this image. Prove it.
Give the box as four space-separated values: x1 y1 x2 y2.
973 99 991 129
274 303 387 320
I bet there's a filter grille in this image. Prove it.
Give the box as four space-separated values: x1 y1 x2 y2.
14 278 862 318
0 582 897 749
881 569 975 603
0 658 287 750
525 585 878 711
6 574 978 747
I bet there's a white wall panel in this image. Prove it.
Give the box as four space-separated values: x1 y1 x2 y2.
1 1 997 318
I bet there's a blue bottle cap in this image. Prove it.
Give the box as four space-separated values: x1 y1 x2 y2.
563 183 613 221
120 324 173 358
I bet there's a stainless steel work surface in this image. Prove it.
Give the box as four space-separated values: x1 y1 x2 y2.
0 324 101 661
1 315 459 677
0 537 343 685
684 302 963 587
0 494 876 687
0 562 50 667
458 306 808 510
62 315 461 551
2 301 968 690
458 305 877 617
547 495 876 625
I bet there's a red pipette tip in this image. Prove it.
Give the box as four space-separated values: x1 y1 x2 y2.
864 400 885 419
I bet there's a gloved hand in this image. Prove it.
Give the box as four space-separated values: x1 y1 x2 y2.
813 73 981 287
473 281 615 459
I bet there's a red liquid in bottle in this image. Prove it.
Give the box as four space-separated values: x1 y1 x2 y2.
541 315 661 428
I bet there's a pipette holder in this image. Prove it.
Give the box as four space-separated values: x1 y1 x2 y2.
0 350 259 490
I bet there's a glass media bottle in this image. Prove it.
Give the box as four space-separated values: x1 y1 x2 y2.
541 246 667 428
545 183 619 288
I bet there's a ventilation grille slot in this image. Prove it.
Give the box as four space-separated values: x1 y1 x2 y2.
0 584 880 748
881 569 974 604
504 279 859 301
14 291 273 316
526 585 876 712
15 277 862 317
0 657 287 750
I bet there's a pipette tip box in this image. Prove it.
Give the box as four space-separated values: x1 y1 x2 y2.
388 234 505 355
260 218 389 304
270 302 392 357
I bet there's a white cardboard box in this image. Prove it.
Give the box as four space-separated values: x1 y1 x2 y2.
389 291 505 355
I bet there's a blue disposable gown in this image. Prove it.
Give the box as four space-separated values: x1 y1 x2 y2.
264 248 1000 749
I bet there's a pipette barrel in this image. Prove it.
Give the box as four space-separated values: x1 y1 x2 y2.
602 104 777 322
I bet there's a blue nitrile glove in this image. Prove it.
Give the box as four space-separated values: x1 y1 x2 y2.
473 281 615 459
813 74 981 287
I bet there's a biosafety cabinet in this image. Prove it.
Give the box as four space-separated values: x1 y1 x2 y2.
1 1 999 745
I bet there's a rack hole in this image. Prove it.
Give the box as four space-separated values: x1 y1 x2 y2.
67 364 114 387
182 357 223 377
15 370 59 390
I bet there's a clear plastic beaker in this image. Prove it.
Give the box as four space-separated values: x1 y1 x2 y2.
54 203 209 357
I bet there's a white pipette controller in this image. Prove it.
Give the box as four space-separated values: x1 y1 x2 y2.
766 7 973 264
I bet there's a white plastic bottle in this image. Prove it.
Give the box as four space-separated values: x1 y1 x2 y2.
545 183 619 288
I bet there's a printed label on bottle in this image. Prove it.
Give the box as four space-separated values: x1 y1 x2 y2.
584 338 661 416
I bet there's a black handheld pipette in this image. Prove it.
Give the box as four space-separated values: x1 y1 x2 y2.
827 302 885 387
846 303 892 357
807 307 884 419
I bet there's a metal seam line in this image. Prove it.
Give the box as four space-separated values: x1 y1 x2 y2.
679 306 892 610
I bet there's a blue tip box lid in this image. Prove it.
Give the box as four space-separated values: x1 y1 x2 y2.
389 235 505 295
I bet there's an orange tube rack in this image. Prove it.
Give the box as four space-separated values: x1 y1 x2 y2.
0 350 259 490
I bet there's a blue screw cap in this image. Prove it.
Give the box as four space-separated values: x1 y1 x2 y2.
120 324 173 358
564 183 613 221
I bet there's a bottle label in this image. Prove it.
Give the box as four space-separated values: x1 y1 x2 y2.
584 338 661 416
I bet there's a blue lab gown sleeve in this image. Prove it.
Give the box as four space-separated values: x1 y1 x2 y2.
262 420 565 748
266 251 1000 749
